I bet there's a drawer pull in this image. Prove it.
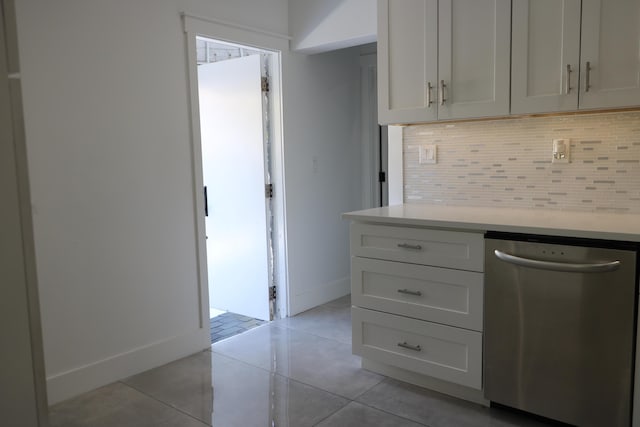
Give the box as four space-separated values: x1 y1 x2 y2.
397 288 422 297
397 341 422 352
397 243 422 251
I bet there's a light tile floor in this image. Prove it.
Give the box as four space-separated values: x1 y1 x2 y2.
48 295 556 426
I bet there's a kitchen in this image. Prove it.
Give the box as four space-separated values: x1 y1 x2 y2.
345 0 640 426
2 0 640 426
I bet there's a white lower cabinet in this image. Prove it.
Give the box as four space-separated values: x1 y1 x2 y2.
350 222 485 399
352 307 483 389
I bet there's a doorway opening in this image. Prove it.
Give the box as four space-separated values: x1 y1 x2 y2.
195 37 279 343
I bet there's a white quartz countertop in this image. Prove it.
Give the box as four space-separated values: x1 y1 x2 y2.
343 204 640 242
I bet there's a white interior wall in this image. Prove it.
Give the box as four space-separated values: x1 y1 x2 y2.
289 0 376 53
282 47 363 315
15 0 361 403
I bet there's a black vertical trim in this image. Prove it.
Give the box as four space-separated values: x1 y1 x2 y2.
204 186 208 217
378 125 383 207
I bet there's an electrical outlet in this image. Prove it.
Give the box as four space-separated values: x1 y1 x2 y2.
552 139 570 164
419 144 437 164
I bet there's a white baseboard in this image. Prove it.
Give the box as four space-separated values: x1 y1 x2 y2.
46 328 211 405
289 276 350 316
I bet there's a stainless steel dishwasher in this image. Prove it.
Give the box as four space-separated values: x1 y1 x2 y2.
484 232 638 427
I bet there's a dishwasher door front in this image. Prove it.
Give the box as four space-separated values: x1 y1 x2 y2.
484 237 637 427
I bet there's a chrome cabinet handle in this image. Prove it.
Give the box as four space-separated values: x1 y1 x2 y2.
566 64 572 94
397 243 422 250
494 250 620 273
427 82 433 107
439 80 447 105
585 61 591 92
397 341 422 352
397 288 422 297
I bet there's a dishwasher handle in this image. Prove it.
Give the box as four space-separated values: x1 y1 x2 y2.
493 249 621 273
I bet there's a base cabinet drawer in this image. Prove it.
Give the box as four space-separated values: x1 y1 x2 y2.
350 223 484 272
352 257 483 331
352 307 482 390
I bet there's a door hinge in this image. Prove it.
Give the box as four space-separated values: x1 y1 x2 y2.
269 285 276 301
261 76 270 93
265 183 273 198
378 171 386 183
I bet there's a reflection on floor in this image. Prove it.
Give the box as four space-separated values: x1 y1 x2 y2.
210 311 266 344
48 295 552 426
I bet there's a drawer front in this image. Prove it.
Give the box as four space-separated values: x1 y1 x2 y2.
351 257 483 331
352 307 482 390
350 223 484 272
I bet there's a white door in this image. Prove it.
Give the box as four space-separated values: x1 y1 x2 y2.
198 55 271 321
437 0 511 120
511 0 581 114
580 0 640 109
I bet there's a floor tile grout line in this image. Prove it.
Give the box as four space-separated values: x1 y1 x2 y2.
211 350 361 403
311 400 432 427
311 402 351 426
212 323 376 401
268 321 352 346
213 315 436 426
117 380 212 426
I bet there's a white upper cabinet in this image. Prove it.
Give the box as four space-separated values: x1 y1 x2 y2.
437 0 511 120
377 0 437 124
378 0 639 124
511 0 581 114
377 0 510 124
512 0 640 113
580 0 640 109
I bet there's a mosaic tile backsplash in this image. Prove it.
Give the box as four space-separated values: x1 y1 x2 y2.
403 111 640 213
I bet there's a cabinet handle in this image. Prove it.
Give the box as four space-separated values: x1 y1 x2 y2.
397 341 422 352
566 64 572 94
397 243 422 250
585 61 591 92
397 288 422 297
427 82 433 107
439 80 447 105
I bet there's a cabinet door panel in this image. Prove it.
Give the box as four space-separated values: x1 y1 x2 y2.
438 0 511 119
352 307 483 389
351 257 484 331
377 0 437 124
580 0 640 109
350 223 485 272
511 0 581 114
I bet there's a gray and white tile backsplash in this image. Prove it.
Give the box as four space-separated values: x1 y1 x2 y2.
403 111 640 213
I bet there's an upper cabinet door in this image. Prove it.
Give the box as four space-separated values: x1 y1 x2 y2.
377 0 438 125
437 0 511 120
580 0 640 109
511 0 581 114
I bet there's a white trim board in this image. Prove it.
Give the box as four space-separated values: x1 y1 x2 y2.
387 125 404 205
46 329 210 405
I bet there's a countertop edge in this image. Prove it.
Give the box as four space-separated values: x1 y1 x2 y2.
342 208 640 243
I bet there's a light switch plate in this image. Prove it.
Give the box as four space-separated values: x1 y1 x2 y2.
419 144 437 164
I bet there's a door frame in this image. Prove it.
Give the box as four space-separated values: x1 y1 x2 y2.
182 14 290 327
